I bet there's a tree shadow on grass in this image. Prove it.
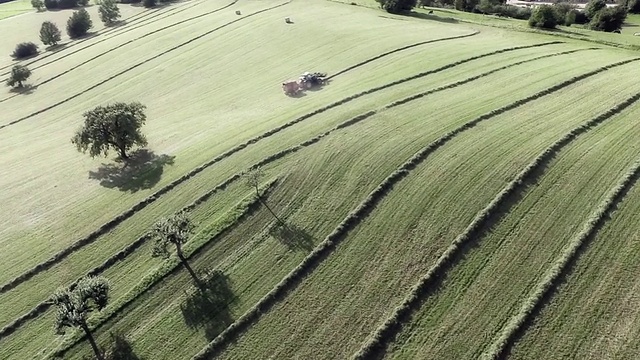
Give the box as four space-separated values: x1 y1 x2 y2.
406 11 459 23
103 332 144 360
9 84 38 95
88 149 175 192
180 269 235 340
269 222 314 252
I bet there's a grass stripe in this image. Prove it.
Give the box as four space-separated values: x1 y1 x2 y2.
0 35 539 298
482 144 640 360
351 89 640 360
191 57 637 360
0 47 593 339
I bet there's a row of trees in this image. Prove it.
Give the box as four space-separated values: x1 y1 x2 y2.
529 0 628 31
56 102 279 359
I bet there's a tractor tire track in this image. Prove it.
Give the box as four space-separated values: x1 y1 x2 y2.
190 57 640 360
0 0 240 103
0 47 586 342
352 90 640 360
0 40 562 302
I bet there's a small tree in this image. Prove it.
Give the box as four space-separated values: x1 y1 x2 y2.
31 0 45 11
245 167 285 226
585 0 607 18
6 65 32 88
151 213 201 285
11 42 38 59
71 102 148 160
67 8 93 38
40 21 62 46
52 276 110 360
529 5 558 28
98 0 120 25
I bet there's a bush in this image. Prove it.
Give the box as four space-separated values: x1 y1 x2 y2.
571 9 589 23
376 0 417 13
589 5 627 31
11 42 38 59
627 0 640 13
529 5 558 28
44 0 57 9
99 0 120 25
6 65 32 88
552 2 577 24
40 21 62 46
585 0 606 18
142 0 155 7
67 8 93 38
31 0 45 11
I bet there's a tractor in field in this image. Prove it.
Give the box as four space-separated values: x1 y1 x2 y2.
282 72 328 95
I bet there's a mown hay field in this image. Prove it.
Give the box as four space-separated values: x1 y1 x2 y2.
0 0 639 358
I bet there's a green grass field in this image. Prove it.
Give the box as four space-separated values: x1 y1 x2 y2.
1 0 640 358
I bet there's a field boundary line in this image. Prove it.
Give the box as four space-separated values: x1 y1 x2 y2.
482 113 640 360
350 89 640 360
0 0 291 129
1 33 538 298
0 0 240 102
190 57 639 360
46 179 279 359
0 47 596 340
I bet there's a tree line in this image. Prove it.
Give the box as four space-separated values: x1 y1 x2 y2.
375 0 636 32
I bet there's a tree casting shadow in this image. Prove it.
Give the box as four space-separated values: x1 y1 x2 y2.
88 149 175 192
269 222 314 251
180 269 235 340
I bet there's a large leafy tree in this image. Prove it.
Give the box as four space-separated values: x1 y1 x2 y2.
151 213 200 285
40 21 62 46
52 276 110 360
67 8 93 38
585 0 607 18
71 102 148 161
6 65 32 88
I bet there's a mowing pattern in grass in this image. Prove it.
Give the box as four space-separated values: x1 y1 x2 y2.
353 90 640 360
0 43 589 348
507 153 640 360
194 58 639 360
0 35 546 299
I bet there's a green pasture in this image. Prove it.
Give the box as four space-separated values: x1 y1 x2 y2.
0 0 32 20
1 0 639 359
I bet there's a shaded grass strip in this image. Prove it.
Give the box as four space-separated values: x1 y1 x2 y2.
0 0 239 99
0 33 537 297
47 179 279 359
191 56 638 360
351 89 640 360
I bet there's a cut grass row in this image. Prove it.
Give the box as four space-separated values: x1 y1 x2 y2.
0 42 586 345
197 59 640 360
0 45 586 338
0 37 552 298
379 95 640 360
508 157 640 360
52 47 619 360
354 90 640 360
